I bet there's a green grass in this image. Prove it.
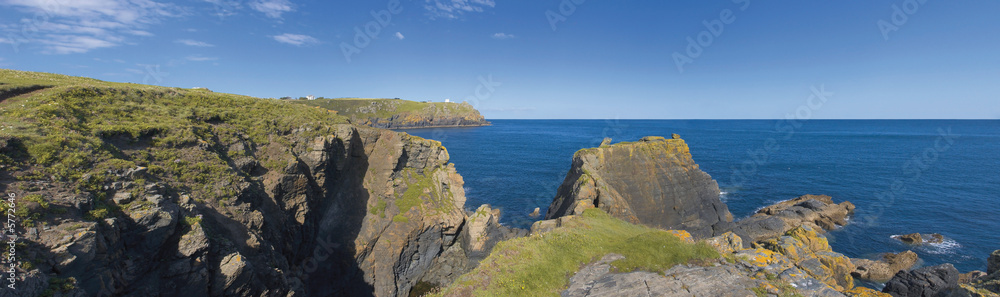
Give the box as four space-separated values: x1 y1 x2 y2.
291 98 483 126
41 277 77 297
0 69 351 220
397 169 436 218
429 209 719 297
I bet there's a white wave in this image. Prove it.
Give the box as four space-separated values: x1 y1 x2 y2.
923 238 962 255
889 234 962 255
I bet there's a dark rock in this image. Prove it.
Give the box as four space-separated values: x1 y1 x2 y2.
544 135 733 238
989 250 1000 275
883 263 960 297
898 233 923 244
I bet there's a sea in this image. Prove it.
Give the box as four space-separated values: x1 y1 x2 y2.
404 120 1000 274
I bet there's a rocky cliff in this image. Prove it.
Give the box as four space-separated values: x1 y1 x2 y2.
544 135 734 238
293 98 490 129
0 69 501 297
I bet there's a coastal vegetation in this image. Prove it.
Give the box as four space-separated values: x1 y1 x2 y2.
429 208 719 297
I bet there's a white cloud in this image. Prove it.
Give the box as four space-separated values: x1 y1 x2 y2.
0 0 182 54
272 33 317 46
249 0 294 19
492 32 514 40
175 39 214 47
424 0 495 19
186 55 218 61
394 32 405 40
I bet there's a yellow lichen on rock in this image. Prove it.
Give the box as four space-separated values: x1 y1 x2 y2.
666 230 694 244
843 286 893 297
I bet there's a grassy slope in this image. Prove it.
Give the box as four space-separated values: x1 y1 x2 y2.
429 209 719 297
292 98 483 122
0 69 349 220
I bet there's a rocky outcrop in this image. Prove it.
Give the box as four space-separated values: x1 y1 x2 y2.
562 254 767 297
294 98 490 129
851 251 920 282
894 233 945 245
5 125 504 297
883 264 961 297
544 135 734 238
950 250 1000 297
989 250 1000 275
734 194 855 242
560 226 889 297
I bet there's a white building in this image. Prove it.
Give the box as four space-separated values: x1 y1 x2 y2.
307 95 316 100
444 99 450 103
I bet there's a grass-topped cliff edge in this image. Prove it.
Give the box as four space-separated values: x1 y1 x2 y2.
292 98 490 129
427 208 719 297
0 69 477 296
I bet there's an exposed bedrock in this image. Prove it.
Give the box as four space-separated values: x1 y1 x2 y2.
544 135 734 238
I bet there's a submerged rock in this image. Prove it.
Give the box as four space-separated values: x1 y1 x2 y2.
544 135 734 238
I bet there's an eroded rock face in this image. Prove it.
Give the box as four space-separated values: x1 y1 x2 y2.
883 264 960 297
544 136 733 238
9 125 501 297
734 194 855 243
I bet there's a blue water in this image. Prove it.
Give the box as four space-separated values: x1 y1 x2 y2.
405 120 1000 272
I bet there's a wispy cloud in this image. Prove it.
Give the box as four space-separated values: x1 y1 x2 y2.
492 32 514 40
0 0 182 54
186 55 218 61
272 33 317 46
424 0 495 19
175 39 214 47
395 32 405 40
249 0 294 19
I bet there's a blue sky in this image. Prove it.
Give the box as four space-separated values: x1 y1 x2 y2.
1 0 998 119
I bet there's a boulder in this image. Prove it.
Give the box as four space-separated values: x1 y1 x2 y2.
883 263 960 297
960 271 989 284
544 135 734 238
706 232 743 255
851 251 921 282
897 233 922 244
894 233 945 245
734 194 855 242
